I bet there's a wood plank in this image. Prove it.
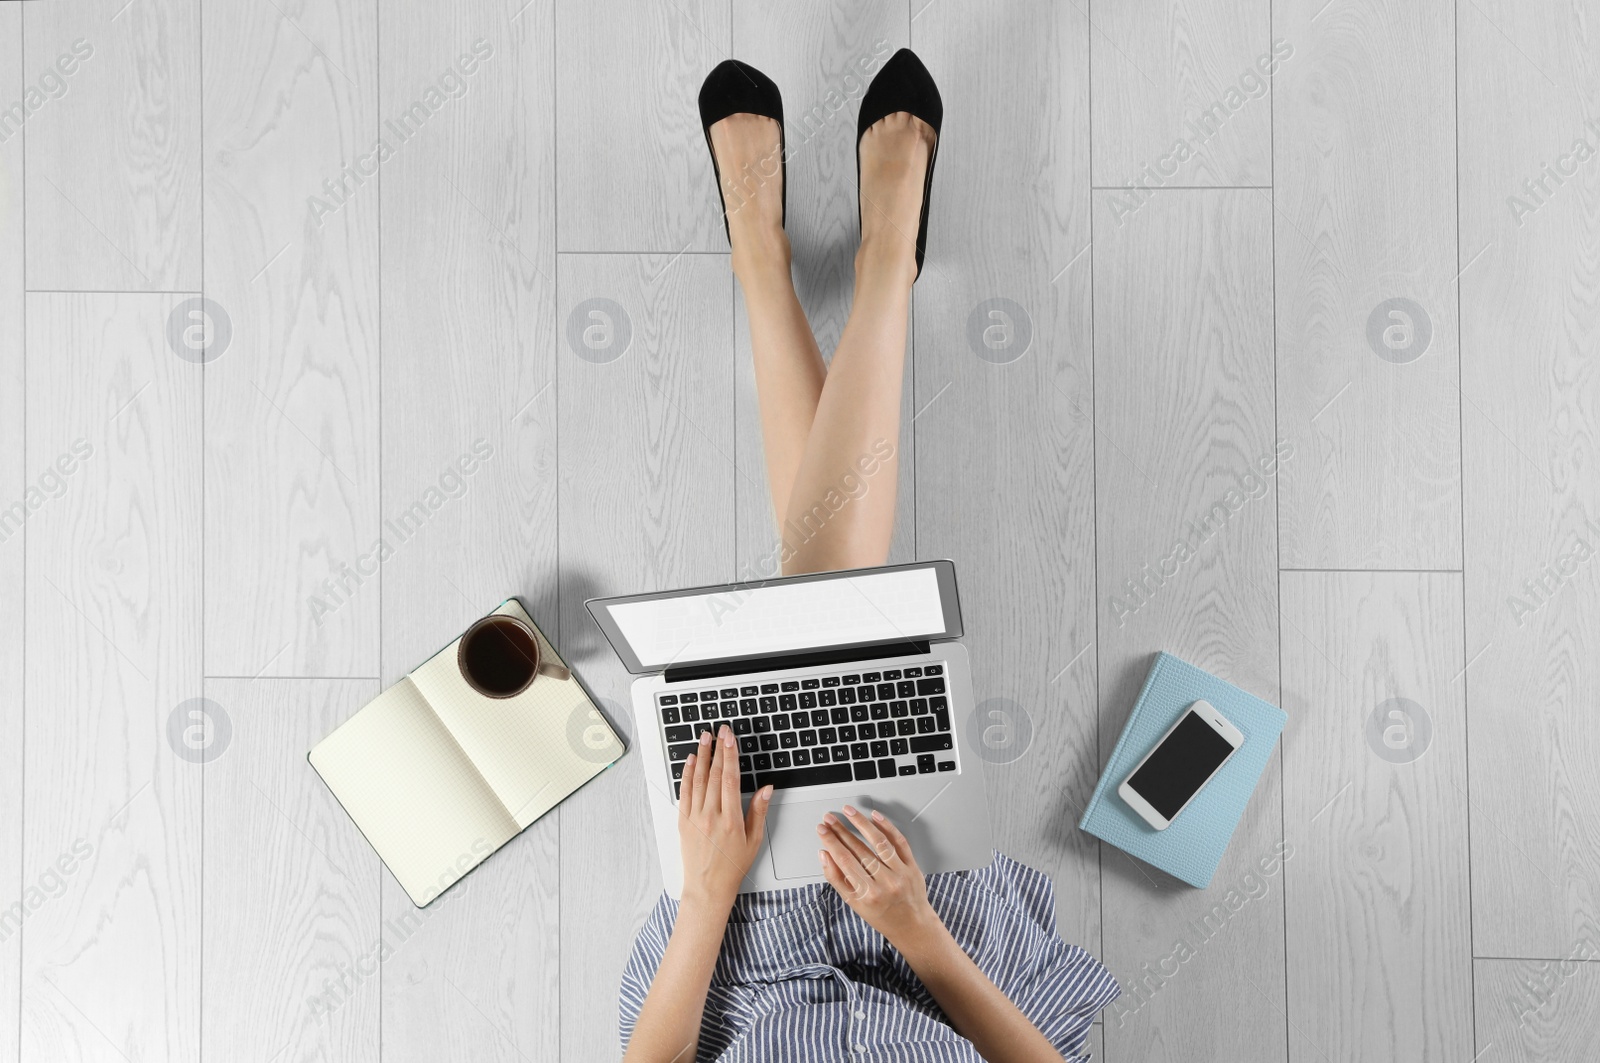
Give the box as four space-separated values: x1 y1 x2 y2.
203 0 381 677
202 677 380 1063
909 0 1102 957
732 2 914 572
1279 571 1473 1063
377 4 562 1059
1457 0 1600 959
1090 0 1273 189
23 0 201 291
1475 956 1600 1063
1272 0 1461 569
1089 188 1283 1063
557 252 734 1061
555 0 729 252
0 8 24 1060
22 293 200 1062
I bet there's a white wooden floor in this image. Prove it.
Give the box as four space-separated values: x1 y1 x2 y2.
2 0 1597 1060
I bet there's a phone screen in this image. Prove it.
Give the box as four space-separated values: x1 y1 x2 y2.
1127 711 1236 819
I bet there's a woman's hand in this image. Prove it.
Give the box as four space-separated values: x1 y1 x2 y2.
817 805 941 948
678 725 773 910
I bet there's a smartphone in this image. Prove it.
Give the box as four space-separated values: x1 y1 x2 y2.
1118 700 1244 830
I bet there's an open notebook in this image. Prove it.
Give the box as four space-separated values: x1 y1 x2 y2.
309 599 624 906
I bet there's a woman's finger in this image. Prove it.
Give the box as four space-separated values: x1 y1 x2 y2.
825 815 881 877
678 753 696 819
691 731 714 814
718 726 741 814
843 805 898 865
818 849 850 895
744 784 774 843
868 808 916 866
703 729 725 816
817 828 870 894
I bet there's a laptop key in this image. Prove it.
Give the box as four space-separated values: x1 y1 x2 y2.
780 694 797 711
668 743 698 761
801 678 820 689
772 713 790 730
740 772 756 794
741 685 758 696
772 751 791 768
759 763 854 790
814 746 830 763
799 691 817 709
904 667 922 677
850 742 869 760
830 706 848 725
781 681 799 692
916 716 936 734
831 744 850 762
890 701 909 717
792 749 811 766
935 708 951 732
753 716 771 733
839 725 856 742
917 677 946 696
883 669 901 680
760 734 779 751
818 689 837 707
870 741 889 759
760 696 778 712
660 706 680 724
761 683 779 694
811 710 829 727
724 704 741 719
910 698 928 715
862 672 882 683
890 738 908 756
917 754 937 773
739 736 758 753
838 687 857 705
858 722 876 740
822 676 840 687
851 706 869 722
870 703 890 720
938 760 956 772
878 758 897 777
660 694 679 705
910 734 954 754
924 664 943 675
753 753 772 771
740 699 758 715
665 725 692 743
701 690 722 701
671 762 685 780
852 761 878 781
876 683 895 700
681 706 699 722
896 719 916 737
779 732 798 749
897 681 916 698
898 764 916 776
680 692 699 702
819 727 838 744
721 688 739 699
799 729 818 747
842 674 861 685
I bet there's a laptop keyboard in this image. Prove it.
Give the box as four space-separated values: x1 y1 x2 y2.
658 665 955 799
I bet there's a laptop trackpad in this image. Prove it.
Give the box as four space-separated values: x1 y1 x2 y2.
766 794 872 880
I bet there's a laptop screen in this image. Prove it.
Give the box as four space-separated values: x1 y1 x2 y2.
587 561 962 674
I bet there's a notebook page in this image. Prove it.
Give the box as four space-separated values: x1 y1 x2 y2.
410 600 624 829
309 676 519 905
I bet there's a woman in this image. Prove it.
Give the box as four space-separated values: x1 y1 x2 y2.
619 51 1118 1062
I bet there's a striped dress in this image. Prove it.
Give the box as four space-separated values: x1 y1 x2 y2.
619 852 1119 1062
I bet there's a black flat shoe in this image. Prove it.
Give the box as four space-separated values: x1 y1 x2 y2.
698 60 785 245
857 48 942 280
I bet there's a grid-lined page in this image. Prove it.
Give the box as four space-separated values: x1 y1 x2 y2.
308 676 520 904
410 600 624 828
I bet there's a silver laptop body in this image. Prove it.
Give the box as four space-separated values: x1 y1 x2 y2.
587 561 993 897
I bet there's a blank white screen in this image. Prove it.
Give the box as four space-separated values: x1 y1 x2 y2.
608 568 945 668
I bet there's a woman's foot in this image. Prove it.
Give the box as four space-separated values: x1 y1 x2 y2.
856 112 935 289
708 114 790 281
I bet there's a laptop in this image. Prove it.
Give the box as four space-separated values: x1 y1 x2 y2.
587 560 994 897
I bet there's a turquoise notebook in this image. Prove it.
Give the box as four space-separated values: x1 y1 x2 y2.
1078 652 1285 888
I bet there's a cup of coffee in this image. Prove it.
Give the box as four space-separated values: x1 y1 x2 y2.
457 614 570 698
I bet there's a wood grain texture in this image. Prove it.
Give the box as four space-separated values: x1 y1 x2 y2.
23 0 201 291
732 1 914 573
1279 571 1473 1063
908 0 1102 955
1475 956 1600 1063
203 0 381 677
0 9 23 1061
555 0 730 252
1457 0 1600 960
203 677 380 1063
377 2 563 1059
1090 189 1284 1063
1272 0 1462 569
557 252 735 1061
1090 0 1272 188
22 293 200 1063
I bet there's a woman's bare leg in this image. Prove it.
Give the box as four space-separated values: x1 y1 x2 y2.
782 113 934 575
710 115 826 523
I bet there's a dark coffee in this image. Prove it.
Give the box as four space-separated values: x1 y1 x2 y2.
458 616 540 698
